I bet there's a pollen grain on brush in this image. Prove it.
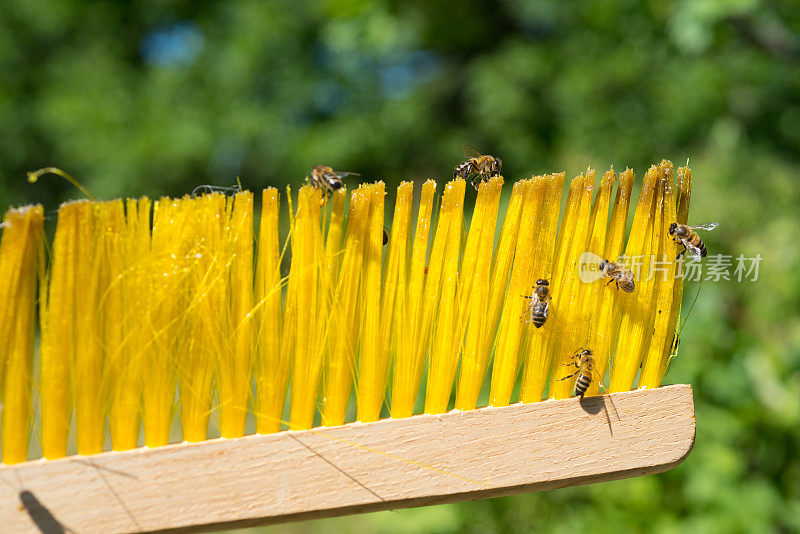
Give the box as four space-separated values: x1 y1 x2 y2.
0 159 699 462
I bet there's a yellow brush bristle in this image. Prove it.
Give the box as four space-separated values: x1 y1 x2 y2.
454 176 503 410
610 164 663 391
519 172 564 402
425 179 466 414
391 180 436 418
1 162 693 462
254 188 286 434
584 169 634 396
356 182 388 422
0 205 44 464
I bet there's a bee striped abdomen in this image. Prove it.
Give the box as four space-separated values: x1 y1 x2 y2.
530 301 548 328
575 373 592 397
454 160 474 179
693 236 707 257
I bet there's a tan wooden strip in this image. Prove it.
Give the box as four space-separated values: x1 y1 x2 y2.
0 384 694 533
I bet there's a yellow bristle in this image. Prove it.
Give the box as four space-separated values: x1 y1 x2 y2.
40 203 79 459
143 198 186 447
356 182 387 422
519 172 565 403
424 179 466 415
0 205 44 464
481 179 527 387
181 193 228 442
324 189 348 276
640 162 682 387
490 178 542 407
218 191 254 438
288 185 326 430
72 201 105 455
578 169 615 397
610 166 661 391
391 180 436 418
548 173 595 399
584 169 634 396
369 182 414 419
100 199 136 451
454 176 503 410
321 187 368 426
114 197 151 449
255 188 287 434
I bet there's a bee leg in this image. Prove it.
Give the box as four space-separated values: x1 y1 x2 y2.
675 245 686 261
559 370 580 381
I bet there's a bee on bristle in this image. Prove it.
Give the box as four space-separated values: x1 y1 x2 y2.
307 165 359 199
669 222 718 261
521 278 551 328
559 348 596 398
599 259 635 293
454 145 502 190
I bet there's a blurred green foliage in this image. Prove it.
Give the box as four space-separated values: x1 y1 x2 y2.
2 0 799 532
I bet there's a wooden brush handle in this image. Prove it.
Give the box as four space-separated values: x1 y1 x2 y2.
0 385 694 533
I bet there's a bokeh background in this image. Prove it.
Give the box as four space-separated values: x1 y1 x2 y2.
2 1 799 532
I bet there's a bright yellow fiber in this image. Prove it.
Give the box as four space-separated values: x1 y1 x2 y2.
181 193 228 442
583 169 634 396
143 198 187 447
490 178 542 407
40 203 79 458
519 172 565 403
548 172 595 399
111 198 152 450
454 176 503 410
391 180 436 418
356 182 388 422
577 169 615 397
219 191 254 438
324 189 348 277
0 205 44 464
640 162 682 387
424 179 466 414
321 187 368 425
289 185 326 430
484 180 526 363
610 166 661 392
99 199 137 451
72 201 105 454
255 188 287 434
363 182 413 421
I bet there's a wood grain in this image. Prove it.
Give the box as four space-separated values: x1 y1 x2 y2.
0 384 694 533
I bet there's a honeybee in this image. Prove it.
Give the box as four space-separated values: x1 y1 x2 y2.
454 145 502 190
559 348 597 398
521 279 551 328
599 259 635 293
307 165 360 198
669 222 718 261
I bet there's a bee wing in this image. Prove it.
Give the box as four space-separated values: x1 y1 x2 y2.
540 300 549 319
334 172 361 178
689 222 718 231
681 238 704 261
462 144 482 159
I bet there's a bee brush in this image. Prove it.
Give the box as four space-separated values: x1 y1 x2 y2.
0 166 695 533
